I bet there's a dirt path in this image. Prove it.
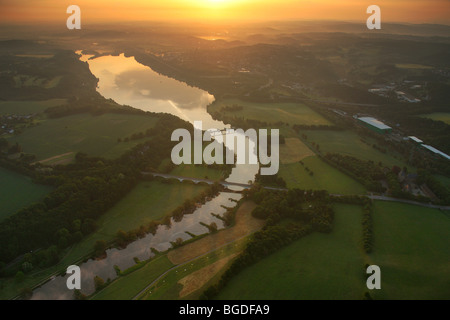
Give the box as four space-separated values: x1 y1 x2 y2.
168 201 263 265
32 152 74 165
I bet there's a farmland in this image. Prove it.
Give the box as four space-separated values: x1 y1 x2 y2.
278 155 367 195
0 99 67 116
208 99 332 126
369 201 450 300
0 167 52 222
7 113 158 161
216 204 366 300
215 202 450 300
298 129 408 168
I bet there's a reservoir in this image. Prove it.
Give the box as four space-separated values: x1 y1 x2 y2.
30 52 259 299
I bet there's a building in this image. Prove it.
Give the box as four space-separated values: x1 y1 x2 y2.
357 117 392 134
421 145 450 161
408 136 424 144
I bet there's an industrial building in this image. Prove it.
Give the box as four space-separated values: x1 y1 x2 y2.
408 136 423 144
421 145 450 161
357 117 392 134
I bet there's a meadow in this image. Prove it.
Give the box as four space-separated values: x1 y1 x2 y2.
279 137 315 164
299 129 408 168
216 204 366 300
0 99 66 115
369 201 450 300
419 113 450 125
278 155 367 195
215 202 450 300
209 99 332 126
0 167 53 222
7 113 158 161
91 255 175 300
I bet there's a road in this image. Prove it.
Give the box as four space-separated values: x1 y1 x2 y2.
145 172 450 211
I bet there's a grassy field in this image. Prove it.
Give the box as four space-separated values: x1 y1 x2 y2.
434 175 450 190
0 99 66 115
369 201 450 300
141 241 243 300
91 255 175 300
0 167 53 221
7 113 158 161
278 155 367 195
419 113 450 125
58 181 208 265
216 204 367 300
299 130 407 168
209 99 332 126
216 202 450 300
279 138 315 164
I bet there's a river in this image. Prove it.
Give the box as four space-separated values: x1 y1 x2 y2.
30 51 259 299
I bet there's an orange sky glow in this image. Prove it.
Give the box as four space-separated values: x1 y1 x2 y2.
1 0 449 24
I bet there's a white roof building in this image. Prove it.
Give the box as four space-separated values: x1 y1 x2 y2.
421 145 450 161
358 117 392 131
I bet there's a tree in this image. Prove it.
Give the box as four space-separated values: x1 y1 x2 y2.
209 222 218 233
22 261 33 273
15 271 25 283
94 276 105 291
74 289 87 300
94 240 107 257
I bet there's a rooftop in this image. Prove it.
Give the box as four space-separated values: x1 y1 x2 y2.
358 117 392 130
409 136 423 144
422 144 450 161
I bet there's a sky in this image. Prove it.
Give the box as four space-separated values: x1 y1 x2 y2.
0 0 449 25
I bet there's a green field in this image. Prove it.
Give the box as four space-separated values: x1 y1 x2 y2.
279 155 367 195
7 113 158 161
0 180 207 300
369 201 450 300
209 99 332 126
59 181 208 264
216 204 366 300
300 130 407 168
0 167 53 221
420 113 450 125
0 99 67 115
216 202 450 300
434 175 450 190
91 255 175 300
